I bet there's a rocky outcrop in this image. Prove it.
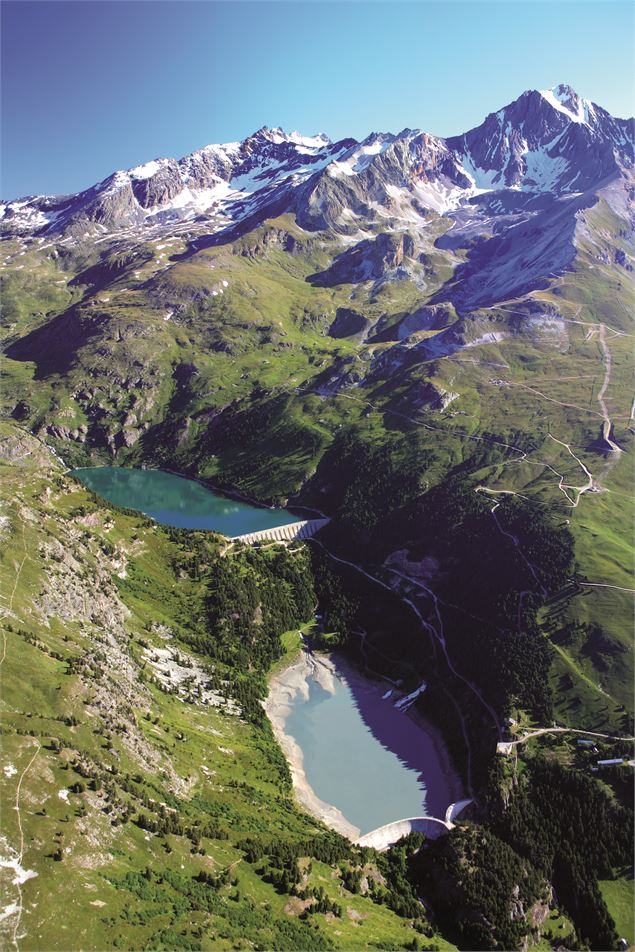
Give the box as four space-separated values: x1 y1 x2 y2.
309 232 415 287
232 226 304 257
46 424 88 443
83 178 145 228
410 382 459 412
372 304 455 342
310 355 366 395
131 159 183 208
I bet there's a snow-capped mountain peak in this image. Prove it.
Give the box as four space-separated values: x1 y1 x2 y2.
249 126 332 149
444 84 633 196
1 86 632 241
129 158 172 180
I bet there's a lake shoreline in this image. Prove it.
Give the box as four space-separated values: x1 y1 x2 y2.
265 647 464 841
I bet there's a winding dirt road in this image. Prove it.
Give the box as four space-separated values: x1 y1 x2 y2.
596 324 621 453
498 725 634 754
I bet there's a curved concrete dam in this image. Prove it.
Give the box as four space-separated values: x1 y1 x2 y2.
357 816 452 849
357 798 474 850
265 650 464 844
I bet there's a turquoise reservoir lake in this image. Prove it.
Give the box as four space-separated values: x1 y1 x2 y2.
71 467 299 536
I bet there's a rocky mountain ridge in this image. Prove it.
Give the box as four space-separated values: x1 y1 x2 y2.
2 85 632 242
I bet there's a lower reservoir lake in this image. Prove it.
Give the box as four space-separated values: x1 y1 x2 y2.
267 652 461 838
71 467 299 536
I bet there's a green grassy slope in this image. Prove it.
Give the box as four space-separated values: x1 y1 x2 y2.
599 876 634 945
0 423 456 951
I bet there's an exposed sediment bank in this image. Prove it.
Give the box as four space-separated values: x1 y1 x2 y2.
265 651 361 839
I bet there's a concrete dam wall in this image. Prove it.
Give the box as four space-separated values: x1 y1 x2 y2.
232 517 330 545
356 800 474 851
356 816 453 850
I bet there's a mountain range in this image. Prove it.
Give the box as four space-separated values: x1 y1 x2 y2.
3 84 633 319
3 84 633 237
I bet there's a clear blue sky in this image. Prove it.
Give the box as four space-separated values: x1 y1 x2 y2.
2 0 633 198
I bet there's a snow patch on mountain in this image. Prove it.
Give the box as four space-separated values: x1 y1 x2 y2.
130 159 167 180
0 200 56 232
523 148 571 191
540 85 588 124
328 134 396 178
410 179 469 213
257 127 331 148
145 181 235 218
458 149 504 192
286 131 331 148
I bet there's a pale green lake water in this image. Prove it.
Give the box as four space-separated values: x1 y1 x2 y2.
285 658 456 835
